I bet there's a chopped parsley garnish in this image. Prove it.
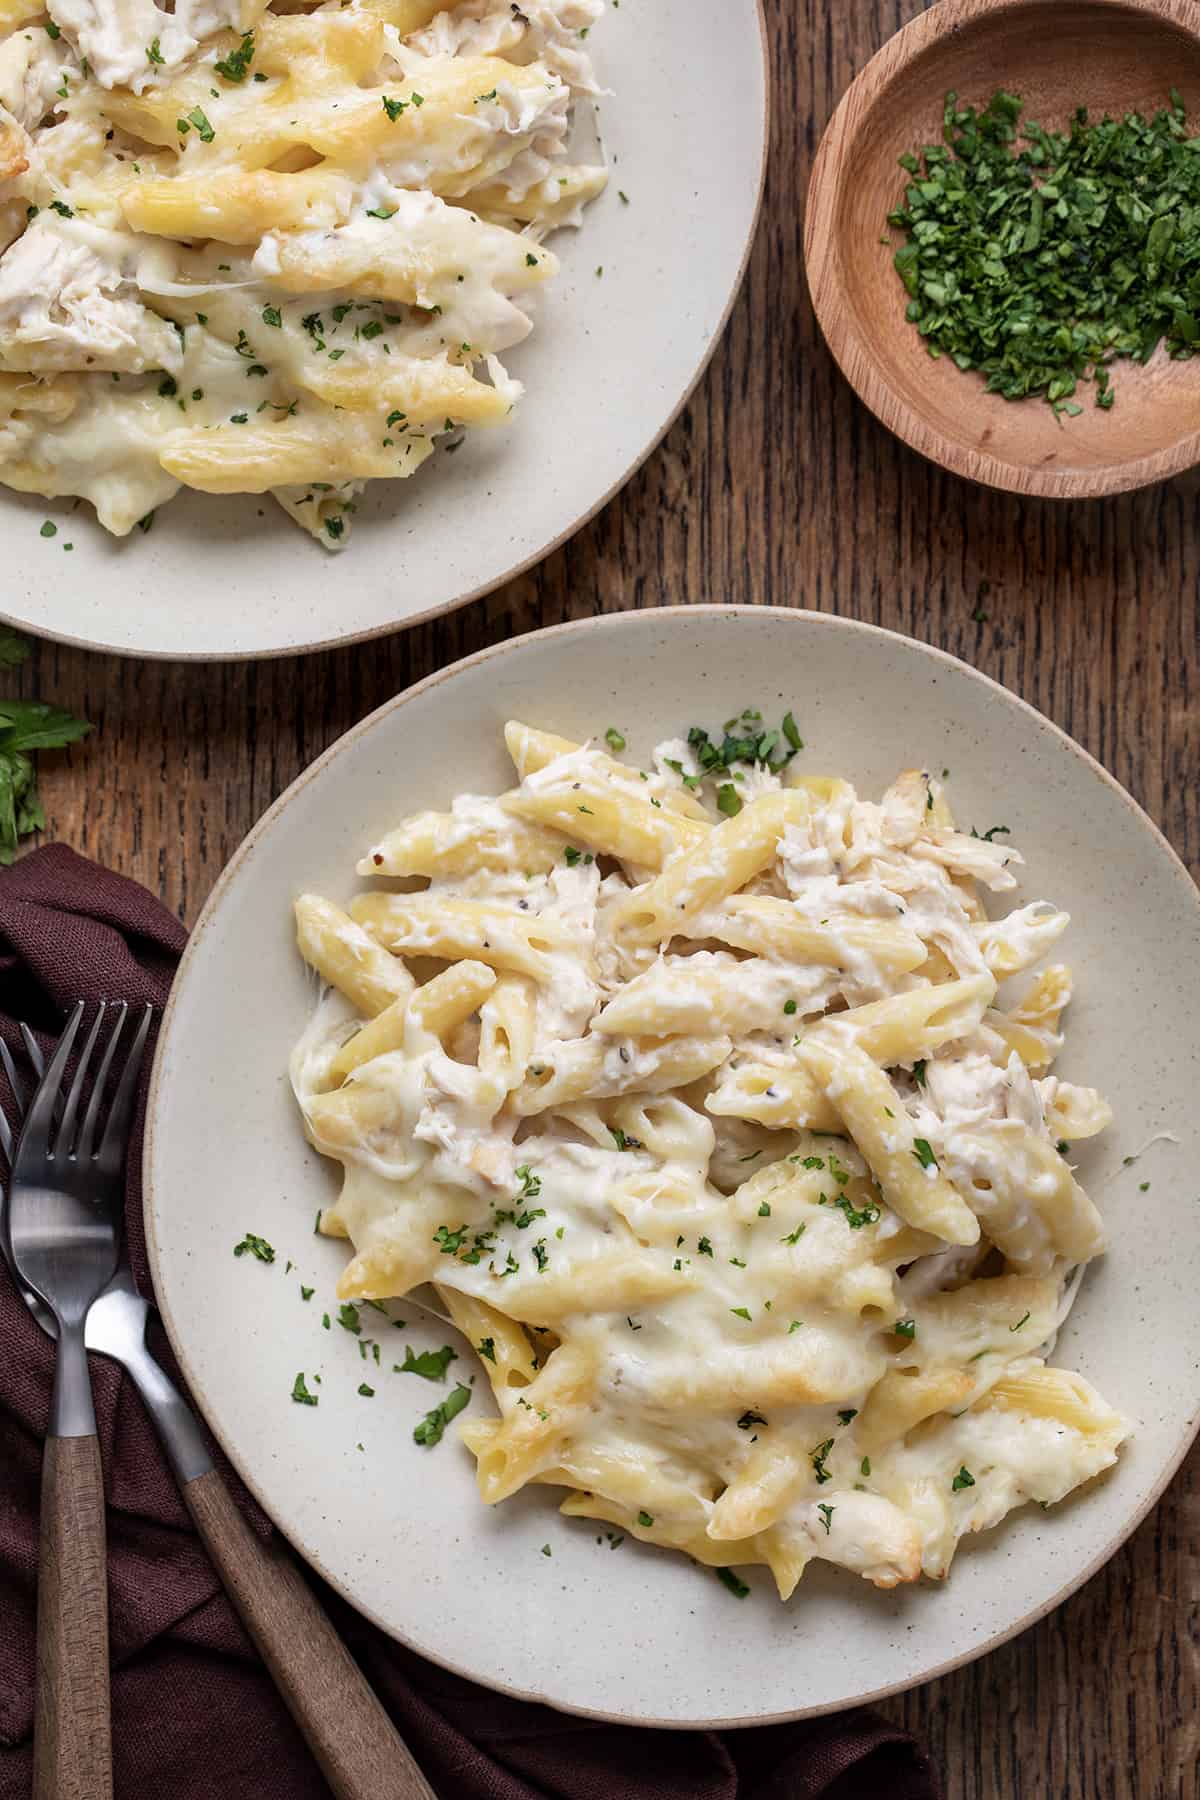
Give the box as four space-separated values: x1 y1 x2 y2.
541 1544 552 1556
788 1319 803 1333
951 1465 976 1492
1056 1139 1070 1156
39 522 57 539
800 1155 825 1170
233 1232 275 1263
636 1510 654 1527
477 1337 496 1363
730 1306 752 1321
146 35 164 63
366 206 395 219
783 998 797 1015
300 1285 313 1301
337 1303 362 1334
816 1503 835 1535
215 31 255 81
979 825 1011 842
716 1567 749 1598
716 783 741 817
1010 1310 1031 1332
821 1193 880 1230
49 200 73 218
382 94 408 119
413 1382 471 1447
262 304 282 328
291 1372 318 1406
609 1128 641 1152
563 846 593 866
757 1201 771 1217
626 1316 642 1330
186 106 214 141
737 1410 767 1431
433 1223 469 1255
780 1223 806 1245
45 19 60 36
604 726 626 751
697 1236 713 1256
837 1409 858 1425
860 1456 871 1477
515 1164 541 1199
399 1344 457 1381
357 1382 375 1397
912 1059 927 1087
531 1239 549 1272
811 1438 834 1484
229 412 248 424
686 708 802 782
893 1318 917 1340
912 1138 938 1171
888 89 1200 413
474 87 498 102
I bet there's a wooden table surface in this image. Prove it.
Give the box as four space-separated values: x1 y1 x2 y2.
9 1 1198 1794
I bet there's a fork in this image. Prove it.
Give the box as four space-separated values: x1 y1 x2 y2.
7 999 149 1800
1 1013 438 1800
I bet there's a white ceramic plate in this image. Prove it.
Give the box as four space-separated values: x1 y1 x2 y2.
2 4 766 662
145 607 1200 1726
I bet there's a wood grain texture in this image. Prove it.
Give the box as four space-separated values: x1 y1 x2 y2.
805 0 1200 498
182 1470 436 1800
34 1435 112 1800
8 1 1199 1794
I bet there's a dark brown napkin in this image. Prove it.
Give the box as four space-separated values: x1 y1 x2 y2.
0 845 940 1800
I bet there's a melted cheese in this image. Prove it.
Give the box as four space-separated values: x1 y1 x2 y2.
289 733 1128 1597
0 0 605 543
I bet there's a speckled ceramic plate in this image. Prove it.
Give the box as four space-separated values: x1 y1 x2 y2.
1 3 766 661
145 607 1200 1725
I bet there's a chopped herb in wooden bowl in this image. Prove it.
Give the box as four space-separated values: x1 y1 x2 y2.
888 88 1200 414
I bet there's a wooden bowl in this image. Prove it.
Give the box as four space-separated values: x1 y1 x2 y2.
805 0 1200 498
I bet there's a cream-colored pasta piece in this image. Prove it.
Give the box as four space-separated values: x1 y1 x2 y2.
798 1036 980 1246
503 720 711 823
604 791 812 946
510 1034 732 1116
350 892 583 983
700 895 927 975
468 1343 597 1502
294 893 413 1015
942 1121 1106 1271
503 782 707 871
704 1059 840 1132
357 809 565 878
804 974 997 1066
477 975 535 1094
328 960 496 1083
435 1284 538 1411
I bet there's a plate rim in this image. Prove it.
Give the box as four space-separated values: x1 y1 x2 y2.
144 603 1200 1726
2 4 769 665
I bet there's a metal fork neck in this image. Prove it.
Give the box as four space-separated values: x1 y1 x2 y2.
49 1314 97 1438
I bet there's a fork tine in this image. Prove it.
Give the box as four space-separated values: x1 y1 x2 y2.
20 1001 84 1155
20 1024 45 1081
75 1003 127 1164
96 1004 152 1171
55 1004 108 1159
0 1035 25 1118
0 1038 20 1160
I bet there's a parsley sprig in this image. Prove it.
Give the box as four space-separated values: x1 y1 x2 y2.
0 643 91 864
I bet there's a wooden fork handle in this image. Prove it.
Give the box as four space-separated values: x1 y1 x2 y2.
34 1434 112 1800
182 1468 436 1800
